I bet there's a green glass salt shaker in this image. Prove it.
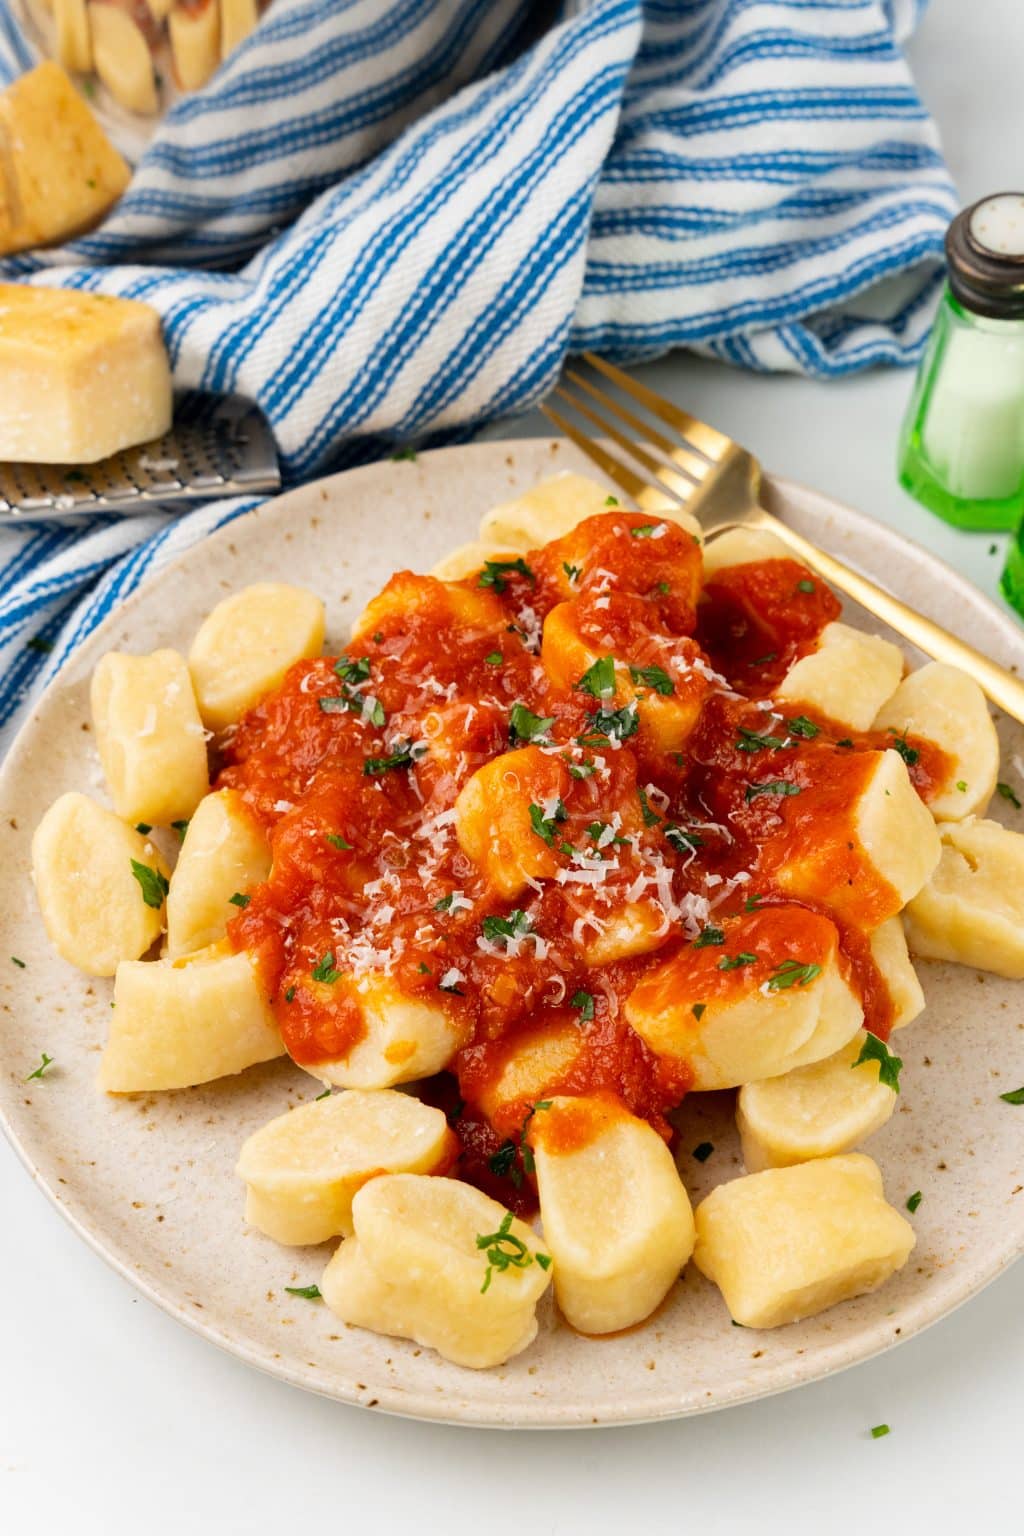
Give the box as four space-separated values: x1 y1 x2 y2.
898 193 1024 536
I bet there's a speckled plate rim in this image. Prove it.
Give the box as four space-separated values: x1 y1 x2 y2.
1 439 1022 1429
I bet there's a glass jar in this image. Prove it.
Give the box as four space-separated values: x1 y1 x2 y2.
898 193 1024 533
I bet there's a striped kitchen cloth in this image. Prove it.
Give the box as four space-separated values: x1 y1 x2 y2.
0 0 957 749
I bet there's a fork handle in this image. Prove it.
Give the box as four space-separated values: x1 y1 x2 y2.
745 508 1024 727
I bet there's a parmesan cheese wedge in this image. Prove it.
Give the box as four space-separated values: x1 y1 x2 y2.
0 285 171 464
237 1089 457 1245
0 64 130 257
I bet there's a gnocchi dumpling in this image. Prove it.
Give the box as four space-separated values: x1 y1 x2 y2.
454 745 567 899
100 943 284 1092
693 1154 915 1328
312 976 470 1089
701 526 791 576
904 817 1024 978
775 622 904 732
579 901 669 966
220 0 259 57
168 0 220 92
772 747 941 926
736 1032 897 1173
873 662 999 821
55 0 92 72
320 1174 552 1369
530 1096 694 1333
188 583 326 732
91 648 209 825
166 788 271 957
32 792 168 976
869 915 925 1030
623 907 864 1090
429 542 519 581
473 1016 585 1131
87 3 158 114
479 473 622 550
236 1089 456 1245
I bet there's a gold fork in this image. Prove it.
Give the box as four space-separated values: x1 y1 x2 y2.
540 353 1024 727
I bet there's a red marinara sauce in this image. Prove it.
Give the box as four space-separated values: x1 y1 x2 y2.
219 512 948 1197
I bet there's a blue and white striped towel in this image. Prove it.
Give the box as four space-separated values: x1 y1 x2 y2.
0 0 956 749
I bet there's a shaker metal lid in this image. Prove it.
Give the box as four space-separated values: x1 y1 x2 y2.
947 193 1024 318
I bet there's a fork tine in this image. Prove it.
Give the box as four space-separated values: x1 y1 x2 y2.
539 403 668 506
552 386 696 505
582 352 733 462
564 368 710 484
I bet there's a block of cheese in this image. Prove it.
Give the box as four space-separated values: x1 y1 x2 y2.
0 284 172 464
0 63 131 257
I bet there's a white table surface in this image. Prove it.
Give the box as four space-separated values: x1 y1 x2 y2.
3 4 1022 1531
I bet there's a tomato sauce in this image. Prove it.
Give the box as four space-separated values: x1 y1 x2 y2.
219 513 943 1194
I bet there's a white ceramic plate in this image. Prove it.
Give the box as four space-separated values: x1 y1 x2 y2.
2 438 1023 1428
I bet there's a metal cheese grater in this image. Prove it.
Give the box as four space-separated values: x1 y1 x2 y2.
0 394 281 520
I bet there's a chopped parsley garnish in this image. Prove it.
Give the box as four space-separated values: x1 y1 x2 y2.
563 562 581 583
571 990 595 1021
629 523 659 538
435 893 459 912
488 1140 518 1182
567 758 596 779
694 926 725 948
629 663 674 696
956 780 968 793
744 893 765 911
577 701 638 746
439 972 465 995
605 495 619 506
364 744 421 776
25 635 54 654
362 699 387 726
529 799 567 846
691 1003 706 1021
417 962 431 975
870 1425 891 1440
853 1031 903 1093
887 729 919 767
325 833 352 850
318 696 349 714
736 727 785 753
836 738 854 749
11 956 25 968
637 787 662 827
228 892 250 908
373 632 384 644
749 652 777 666
171 819 190 839
536 1253 552 1270
509 703 555 745
315 1086 332 1101
653 581 671 595
391 447 417 461
577 656 616 699
666 825 702 854
476 1211 547 1294
311 951 341 984
745 780 800 802
997 781 1022 809
485 651 503 666
786 715 820 739
284 1284 322 1299
796 578 816 594
134 822 152 834
25 1052 54 1082
130 859 169 909
999 1085 1024 1104
767 958 822 991
692 1141 714 1163
718 952 757 971
481 910 534 946
479 557 535 593
906 1191 923 1213
284 987 296 1003
334 656 371 686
